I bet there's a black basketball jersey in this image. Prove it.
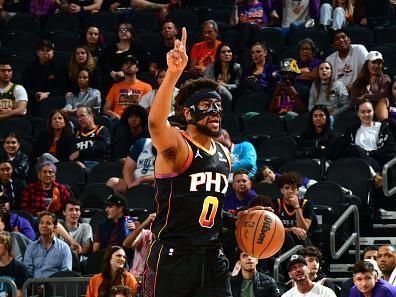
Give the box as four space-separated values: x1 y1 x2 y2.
151 131 231 247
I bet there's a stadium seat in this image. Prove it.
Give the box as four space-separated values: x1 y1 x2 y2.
333 110 360 136
288 28 330 51
86 161 123 184
168 9 200 30
243 113 283 139
10 54 33 84
5 13 40 34
0 117 32 140
252 28 285 55
325 158 372 205
128 11 160 32
51 32 80 54
3 32 40 57
55 162 86 194
256 136 298 170
84 12 119 33
44 13 81 34
82 250 106 276
36 96 66 119
346 26 375 48
233 92 270 116
125 184 155 213
279 158 322 181
79 183 114 209
252 182 282 200
222 113 242 140
285 112 310 139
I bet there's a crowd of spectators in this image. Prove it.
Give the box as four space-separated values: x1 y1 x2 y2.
0 0 395 296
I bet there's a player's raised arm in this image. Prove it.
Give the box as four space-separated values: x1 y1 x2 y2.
148 27 188 152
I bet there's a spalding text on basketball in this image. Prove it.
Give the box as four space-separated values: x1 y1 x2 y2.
256 215 273 245
189 172 228 193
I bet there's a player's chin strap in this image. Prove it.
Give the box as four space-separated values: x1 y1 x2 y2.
185 90 223 125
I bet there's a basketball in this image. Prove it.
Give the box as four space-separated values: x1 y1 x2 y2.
235 210 285 259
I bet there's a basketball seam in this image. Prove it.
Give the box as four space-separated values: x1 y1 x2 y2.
252 211 265 257
238 214 248 254
259 213 278 259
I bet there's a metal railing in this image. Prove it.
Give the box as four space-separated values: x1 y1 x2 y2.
273 244 303 282
330 205 360 263
22 277 90 297
0 277 18 297
383 157 396 197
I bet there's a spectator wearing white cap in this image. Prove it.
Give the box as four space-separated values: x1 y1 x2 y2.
282 254 337 297
351 50 391 121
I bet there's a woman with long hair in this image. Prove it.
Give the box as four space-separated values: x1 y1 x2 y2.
351 51 391 121
0 133 29 183
204 43 241 91
240 42 277 95
81 25 104 61
64 68 102 114
100 22 146 91
342 100 396 187
309 61 350 117
86 246 138 297
68 46 101 91
298 104 338 160
33 109 75 162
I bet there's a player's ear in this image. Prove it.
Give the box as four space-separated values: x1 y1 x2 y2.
183 107 191 121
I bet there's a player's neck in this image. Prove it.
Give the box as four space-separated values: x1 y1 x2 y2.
186 126 213 150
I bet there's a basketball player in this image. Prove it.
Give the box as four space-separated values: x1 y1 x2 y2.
143 28 232 297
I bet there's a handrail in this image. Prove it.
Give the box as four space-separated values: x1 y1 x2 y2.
22 276 90 297
0 276 18 297
330 205 360 263
273 244 303 282
382 157 396 197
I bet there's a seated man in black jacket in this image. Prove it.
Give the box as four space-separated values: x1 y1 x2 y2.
231 249 280 297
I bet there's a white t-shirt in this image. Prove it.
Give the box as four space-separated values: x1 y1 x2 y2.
139 88 179 115
282 0 310 27
282 282 337 297
326 44 368 87
355 122 380 151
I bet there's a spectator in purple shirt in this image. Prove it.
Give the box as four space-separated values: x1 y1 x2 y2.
223 169 257 214
350 260 396 297
230 0 279 28
0 193 36 241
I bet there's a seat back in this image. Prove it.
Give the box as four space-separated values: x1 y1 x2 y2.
325 158 372 204
125 184 156 213
252 182 282 200
244 113 283 139
279 158 321 181
86 161 123 184
79 183 114 209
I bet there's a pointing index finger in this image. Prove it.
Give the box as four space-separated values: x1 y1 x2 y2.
181 27 187 48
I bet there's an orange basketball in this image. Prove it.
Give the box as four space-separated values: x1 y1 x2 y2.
235 210 285 259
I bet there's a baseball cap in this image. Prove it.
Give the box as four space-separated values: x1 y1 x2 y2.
104 193 127 209
122 54 138 65
37 39 54 50
366 51 383 62
287 254 307 271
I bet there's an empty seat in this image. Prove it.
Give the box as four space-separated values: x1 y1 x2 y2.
257 136 297 170
128 11 160 32
285 112 310 138
125 184 155 213
51 32 80 53
346 26 374 47
55 161 86 192
168 9 199 30
279 158 322 181
44 13 81 34
36 96 66 119
233 92 270 116
288 29 330 50
80 183 114 209
243 113 283 139
6 13 40 34
252 28 285 54
84 12 119 33
86 161 123 184
0 117 32 140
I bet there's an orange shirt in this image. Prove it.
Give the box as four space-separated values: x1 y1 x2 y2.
85 272 139 297
106 79 152 117
190 40 222 69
